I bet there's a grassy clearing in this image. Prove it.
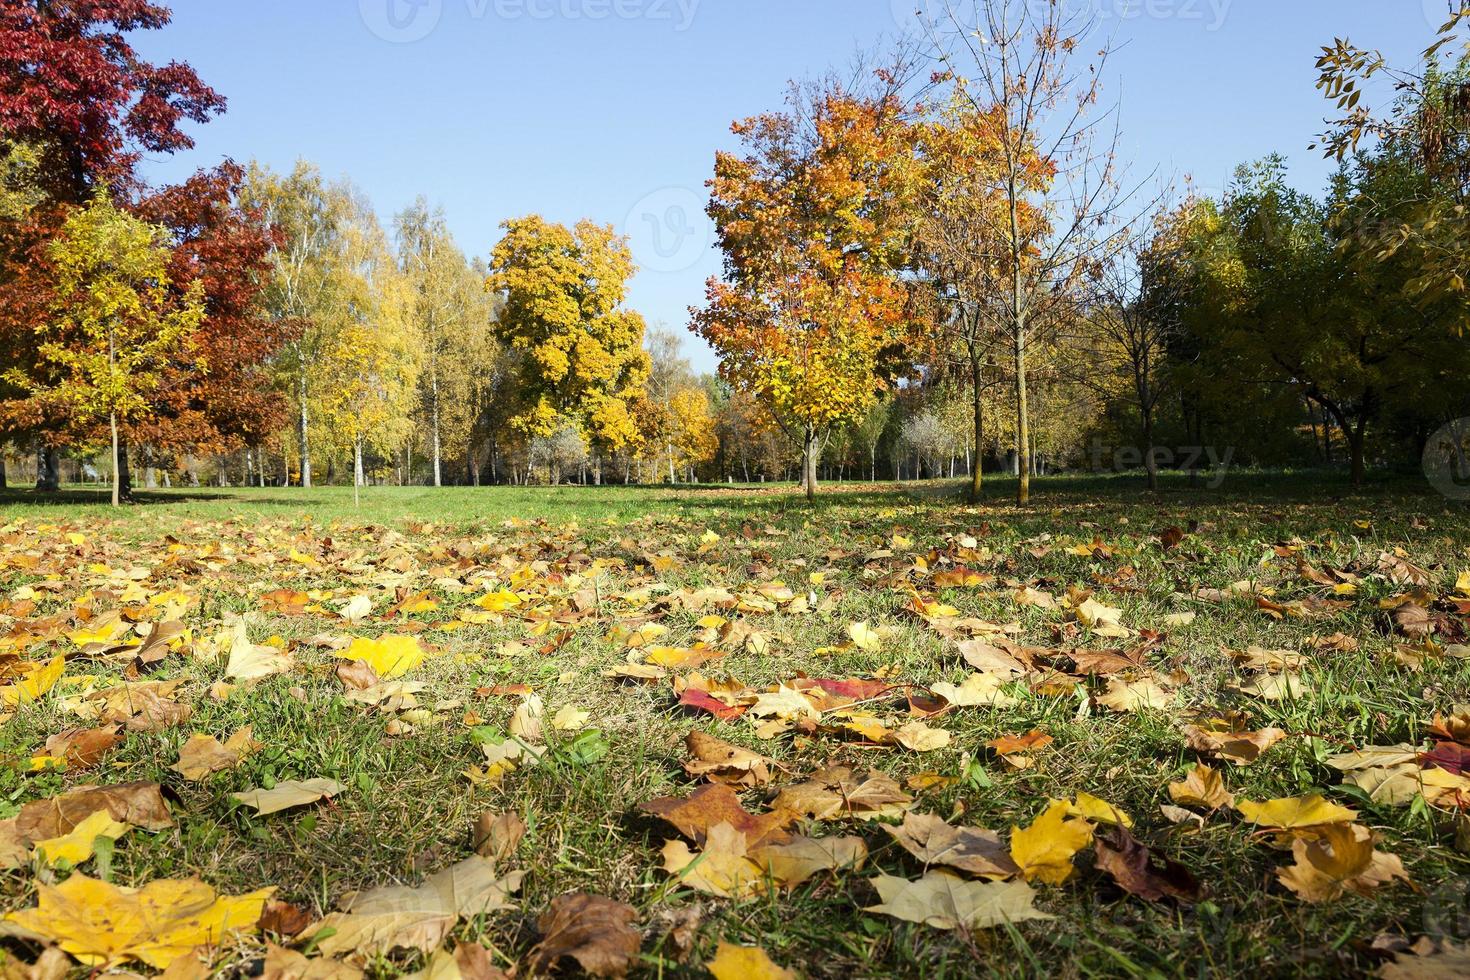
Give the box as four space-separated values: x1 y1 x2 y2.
1 475 1469 978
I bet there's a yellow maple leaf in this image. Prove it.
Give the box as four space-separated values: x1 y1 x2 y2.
1066 792 1133 827
32 809 130 866
336 635 426 680
708 942 797 980
0 656 65 706
476 590 522 612
847 621 881 652
1010 800 1095 885
3 875 272 968
1235 794 1357 830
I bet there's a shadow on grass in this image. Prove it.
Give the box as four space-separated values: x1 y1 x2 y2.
0 487 306 508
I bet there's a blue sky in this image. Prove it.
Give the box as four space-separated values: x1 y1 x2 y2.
135 1 1443 372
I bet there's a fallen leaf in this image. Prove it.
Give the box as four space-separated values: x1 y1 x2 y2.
864 873 1051 931
749 834 868 887
683 731 773 788
232 779 346 816
707 942 796 980
1010 801 1094 885
883 812 1019 880
639 784 792 847
1 874 271 969
1167 765 1234 811
1094 825 1201 904
472 811 525 863
337 635 426 680
16 783 172 841
1235 795 1357 831
1276 823 1409 903
528 892 640 979
30 809 129 866
172 727 259 780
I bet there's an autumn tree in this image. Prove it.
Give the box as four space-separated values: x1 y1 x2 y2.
693 65 924 500
124 162 290 492
242 162 354 488
0 0 225 489
487 215 650 480
4 191 203 505
396 199 494 486
915 96 1046 500
316 198 418 502
917 0 1143 504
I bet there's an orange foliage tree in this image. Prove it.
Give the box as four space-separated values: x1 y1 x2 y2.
692 69 925 500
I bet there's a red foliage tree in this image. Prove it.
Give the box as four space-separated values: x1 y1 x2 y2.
0 0 225 204
0 0 228 489
126 162 294 485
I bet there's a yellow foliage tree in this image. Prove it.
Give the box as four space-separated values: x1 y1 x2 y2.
487 215 650 479
7 191 203 505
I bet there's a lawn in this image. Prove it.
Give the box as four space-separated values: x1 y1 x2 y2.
1 475 1469 978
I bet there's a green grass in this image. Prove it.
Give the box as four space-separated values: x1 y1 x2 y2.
2 473 1468 977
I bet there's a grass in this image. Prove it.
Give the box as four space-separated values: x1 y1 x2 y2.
2 472 1469 977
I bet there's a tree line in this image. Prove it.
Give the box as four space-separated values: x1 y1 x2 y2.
2 1 1468 503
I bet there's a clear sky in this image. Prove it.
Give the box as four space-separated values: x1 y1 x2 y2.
134 1 1443 372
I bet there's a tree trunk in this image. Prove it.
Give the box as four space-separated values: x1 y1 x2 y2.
1142 408 1158 492
116 438 133 501
36 444 60 491
803 426 819 501
109 413 120 507
0 454 6 489
354 438 364 508
298 370 312 488
430 370 442 487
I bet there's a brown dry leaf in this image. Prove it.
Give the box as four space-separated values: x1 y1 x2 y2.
173 727 259 780
335 661 380 692
749 834 868 887
771 767 913 822
682 731 773 788
864 873 1052 931
1183 719 1287 765
258 900 315 938
261 943 362 980
1276 823 1410 903
661 822 765 899
1096 676 1174 714
471 811 525 863
232 779 346 816
1379 938 1470 978
15 782 173 842
528 892 641 979
0 947 70 980
883 812 1019 880
957 639 1029 674
1094 825 1201 904
37 725 122 769
1167 764 1235 811
639 783 792 847
316 857 524 957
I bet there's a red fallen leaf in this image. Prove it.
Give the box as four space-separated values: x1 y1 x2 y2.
1159 527 1185 552
812 677 893 701
1422 741 1470 775
678 687 747 722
